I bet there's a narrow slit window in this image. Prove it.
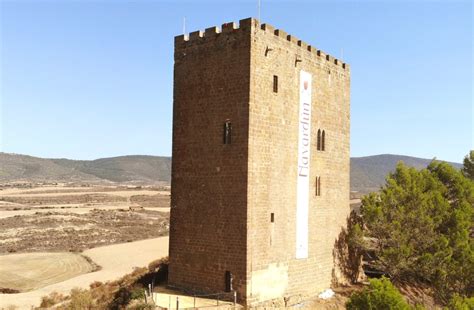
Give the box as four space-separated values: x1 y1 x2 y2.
318 177 321 196
315 177 319 196
270 213 275 223
316 176 321 196
317 129 321 151
322 130 326 151
273 75 278 93
223 120 232 144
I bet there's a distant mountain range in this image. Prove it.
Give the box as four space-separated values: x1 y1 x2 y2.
351 154 462 194
0 152 462 193
0 153 171 185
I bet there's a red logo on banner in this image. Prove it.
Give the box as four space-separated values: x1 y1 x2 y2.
304 81 308 90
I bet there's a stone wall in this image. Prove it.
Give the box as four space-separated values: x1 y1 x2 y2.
169 17 351 306
246 19 351 304
168 20 252 298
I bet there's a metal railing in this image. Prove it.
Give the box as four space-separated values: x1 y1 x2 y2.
163 290 237 309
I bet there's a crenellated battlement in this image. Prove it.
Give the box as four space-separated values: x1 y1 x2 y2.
175 18 349 71
259 21 348 70
174 18 252 44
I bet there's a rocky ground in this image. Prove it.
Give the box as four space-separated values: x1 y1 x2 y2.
0 184 170 253
0 209 169 253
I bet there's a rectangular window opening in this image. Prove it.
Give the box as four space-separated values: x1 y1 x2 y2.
273 75 278 93
316 176 320 197
318 177 321 196
270 213 275 223
223 121 232 144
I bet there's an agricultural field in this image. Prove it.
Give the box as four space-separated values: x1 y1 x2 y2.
0 237 169 309
0 252 96 293
0 183 170 253
0 183 171 308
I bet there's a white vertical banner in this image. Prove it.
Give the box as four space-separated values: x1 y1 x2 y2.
296 70 312 259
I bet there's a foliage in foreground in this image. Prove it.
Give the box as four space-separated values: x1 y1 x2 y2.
360 161 474 302
445 294 474 310
39 291 66 308
346 277 415 310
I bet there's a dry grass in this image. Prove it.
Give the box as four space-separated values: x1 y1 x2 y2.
0 237 169 309
0 252 94 292
130 194 170 209
39 291 67 308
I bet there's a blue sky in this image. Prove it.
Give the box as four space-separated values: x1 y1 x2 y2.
0 0 472 162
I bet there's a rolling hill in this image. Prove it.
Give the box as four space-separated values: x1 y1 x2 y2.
350 154 462 194
0 153 171 184
0 152 462 192
51 156 171 183
0 153 102 182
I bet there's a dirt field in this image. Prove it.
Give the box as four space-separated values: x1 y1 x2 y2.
0 209 169 253
0 237 169 309
0 252 95 293
0 183 171 309
0 184 170 254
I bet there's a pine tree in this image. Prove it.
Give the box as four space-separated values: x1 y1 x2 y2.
360 161 474 302
462 150 474 180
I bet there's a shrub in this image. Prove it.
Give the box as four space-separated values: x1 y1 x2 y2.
346 277 412 310
109 286 131 310
127 301 155 310
89 281 103 289
445 294 474 310
67 288 95 309
129 285 146 300
39 291 65 308
108 283 146 309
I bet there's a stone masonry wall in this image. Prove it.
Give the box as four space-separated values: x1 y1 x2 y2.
246 19 351 304
169 17 350 306
169 20 252 298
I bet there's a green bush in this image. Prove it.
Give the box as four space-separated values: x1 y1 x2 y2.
129 285 146 300
346 277 412 310
445 294 474 310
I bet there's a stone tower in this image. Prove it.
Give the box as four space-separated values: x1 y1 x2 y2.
169 18 351 306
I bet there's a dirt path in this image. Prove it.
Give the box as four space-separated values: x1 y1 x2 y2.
0 236 169 309
0 205 170 219
1 190 165 197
